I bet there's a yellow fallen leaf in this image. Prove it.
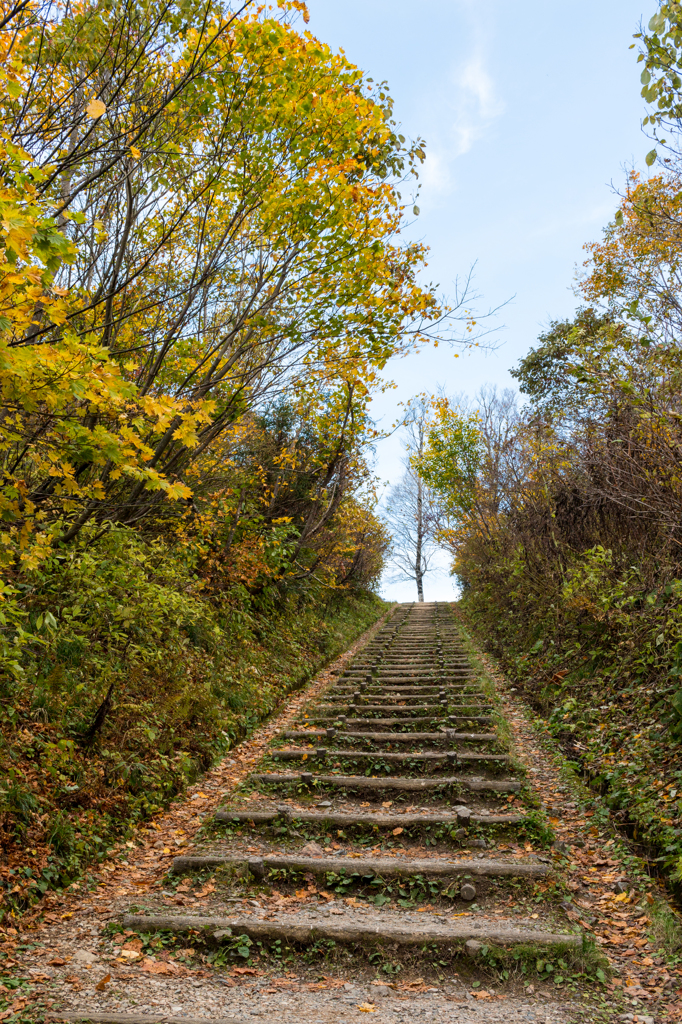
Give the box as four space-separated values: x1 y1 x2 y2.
86 98 106 118
358 1005 376 1013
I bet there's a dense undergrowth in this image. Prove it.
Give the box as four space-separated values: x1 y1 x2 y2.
456 554 682 897
0 526 385 919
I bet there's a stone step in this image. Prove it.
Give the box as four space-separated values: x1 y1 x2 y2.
270 748 509 764
306 715 494 726
314 704 481 714
253 772 521 793
328 683 480 691
214 807 520 828
281 730 497 743
120 912 581 951
58 1017 248 1024
171 852 549 880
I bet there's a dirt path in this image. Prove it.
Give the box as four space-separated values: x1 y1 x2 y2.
10 604 682 1024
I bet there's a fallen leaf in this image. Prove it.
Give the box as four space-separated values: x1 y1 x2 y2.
232 967 259 975
392 827 404 835
141 958 185 976
86 98 106 118
48 957 66 966
95 973 111 991
358 1004 376 1013
194 884 216 898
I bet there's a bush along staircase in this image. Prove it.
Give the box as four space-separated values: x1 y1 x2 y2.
114 603 590 986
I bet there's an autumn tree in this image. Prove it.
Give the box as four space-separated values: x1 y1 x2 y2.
1 0 476 582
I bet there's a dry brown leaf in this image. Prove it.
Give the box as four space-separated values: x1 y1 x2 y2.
141 958 184 976
95 973 111 991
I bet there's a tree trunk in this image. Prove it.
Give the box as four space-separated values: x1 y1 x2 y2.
415 473 424 600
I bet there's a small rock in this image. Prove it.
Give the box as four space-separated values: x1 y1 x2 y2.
615 880 629 894
552 840 569 854
465 939 482 955
73 950 97 964
300 841 325 857
461 883 477 901
470 839 487 849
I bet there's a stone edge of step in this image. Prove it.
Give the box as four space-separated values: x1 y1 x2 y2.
52 1015 250 1024
170 853 549 878
213 809 521 826
120 913 581 949
251 773 522 792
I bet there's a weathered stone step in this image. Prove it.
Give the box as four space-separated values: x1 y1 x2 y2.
314 703 479 714
321 693 482 705
306 715 494 726
171 852 548 879
253 772 521 793
281 730 497 743
120 913 580 950
326 686 481 698
344 670 472 677
270 748 509 764
58 1016 248 1024
214 807 520 828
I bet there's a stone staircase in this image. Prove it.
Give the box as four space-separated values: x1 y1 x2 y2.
117 603 580 974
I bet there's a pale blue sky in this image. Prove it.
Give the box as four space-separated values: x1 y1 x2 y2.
305 0 650 600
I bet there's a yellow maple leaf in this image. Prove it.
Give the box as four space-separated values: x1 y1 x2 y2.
130 145 141 159
86 98 106 118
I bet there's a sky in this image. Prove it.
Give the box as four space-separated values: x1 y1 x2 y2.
304 0 650 601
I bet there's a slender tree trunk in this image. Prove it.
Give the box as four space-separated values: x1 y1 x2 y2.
415 474 424 601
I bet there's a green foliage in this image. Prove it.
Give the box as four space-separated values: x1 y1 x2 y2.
638 4 682 133
0 525 385 913
417 402 482 523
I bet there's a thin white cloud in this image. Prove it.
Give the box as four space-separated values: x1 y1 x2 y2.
420 150 454 198
451 51 505 157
